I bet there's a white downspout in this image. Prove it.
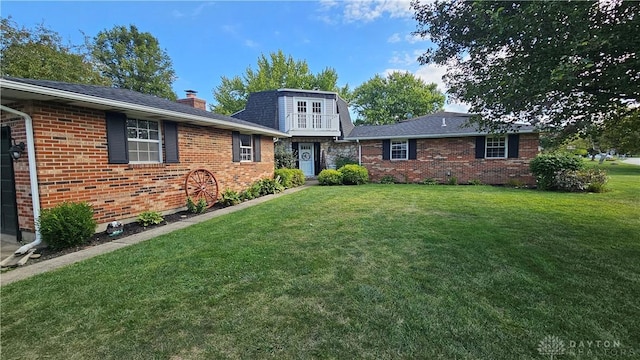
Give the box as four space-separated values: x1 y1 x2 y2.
357 139 362 165
1 105 42 254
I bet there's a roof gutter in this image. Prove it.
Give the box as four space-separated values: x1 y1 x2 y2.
0 105 42 255
1 79 289 138
344 130 537 141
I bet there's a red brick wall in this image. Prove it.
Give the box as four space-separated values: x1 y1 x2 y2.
1 101 275 234
360 134 539 185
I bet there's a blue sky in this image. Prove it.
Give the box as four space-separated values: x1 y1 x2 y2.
2 0 469 113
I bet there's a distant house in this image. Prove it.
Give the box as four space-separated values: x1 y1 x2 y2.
233 89 355 177
345 112 539 185
0 77 287 244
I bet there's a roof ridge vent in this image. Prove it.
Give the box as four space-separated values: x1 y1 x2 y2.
442 118 446 127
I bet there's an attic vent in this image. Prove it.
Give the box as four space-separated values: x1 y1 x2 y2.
442 118 447 127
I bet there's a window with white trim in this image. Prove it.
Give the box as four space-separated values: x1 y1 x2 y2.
391 140 408 160
240 134 253 162
127 119 161 163
485 136 507 158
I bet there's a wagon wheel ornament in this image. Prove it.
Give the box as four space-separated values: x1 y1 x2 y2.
184 169 219 208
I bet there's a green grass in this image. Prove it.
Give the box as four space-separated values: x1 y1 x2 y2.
2 164 639 359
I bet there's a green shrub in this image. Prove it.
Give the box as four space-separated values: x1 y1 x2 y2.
379 175 397 184
334 155 358 169
255 178 285 196
186 197 207 214
275 143 297 169
137 210 164 227
37 202 97 250
422 178 438 185
274 168 306 188
447 176 458 185
338 164 369 185
318 169 343 185
530 153 583 190
553 168 608 193
221 189 242 206
240 183 261 201
468 179 483 186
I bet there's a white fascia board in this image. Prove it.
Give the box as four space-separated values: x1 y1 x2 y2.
1 80 289 138
344 130 537 141
277 88 337 96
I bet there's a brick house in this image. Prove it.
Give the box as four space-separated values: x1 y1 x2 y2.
0 77 287 246
345 112 539 185
233 89 355 177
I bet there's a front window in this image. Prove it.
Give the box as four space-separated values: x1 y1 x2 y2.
312 101 322 128
391 140 408 160
127 119 161 163
485 136 506 158
240 134 253 162
297 101 307 128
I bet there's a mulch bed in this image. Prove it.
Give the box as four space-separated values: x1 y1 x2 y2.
27 203 227 264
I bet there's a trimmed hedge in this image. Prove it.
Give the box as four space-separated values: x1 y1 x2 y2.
38 202 97 250
318 169 343 186
338 164 369 185
274 168 305 188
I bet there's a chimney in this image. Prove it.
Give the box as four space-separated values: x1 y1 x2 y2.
177 90 206 110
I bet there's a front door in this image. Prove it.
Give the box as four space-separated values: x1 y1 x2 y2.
1 126 20 240
298 143 315 177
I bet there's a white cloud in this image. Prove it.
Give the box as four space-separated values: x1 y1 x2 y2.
244 39 259 48
331 0 414 23
388 49 426 67
388 33 402 43
172 2 215 18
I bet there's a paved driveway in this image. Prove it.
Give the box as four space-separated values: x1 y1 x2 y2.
623 157 640 166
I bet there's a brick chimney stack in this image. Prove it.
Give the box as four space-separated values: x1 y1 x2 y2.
177 90 206 110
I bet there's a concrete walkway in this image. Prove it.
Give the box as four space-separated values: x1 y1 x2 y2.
1 182 316 286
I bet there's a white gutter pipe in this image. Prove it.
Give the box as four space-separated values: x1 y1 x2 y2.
1 105 42 254
357 139 362 165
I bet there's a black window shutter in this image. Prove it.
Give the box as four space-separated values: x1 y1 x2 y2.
314 143 321 175
106 111 128 164
232 131 240 162
253 134 261 162
408 139 417 160
475 136 486 159
164 121 179 163
508 134 520 158
382 140 391 160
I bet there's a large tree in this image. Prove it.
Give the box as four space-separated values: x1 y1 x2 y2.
411 1 640 139
212 50 350 115
91 25 177 100
351 71 445 125
0 17 108 85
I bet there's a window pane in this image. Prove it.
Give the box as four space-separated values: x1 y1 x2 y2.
240 134 252 146
128 150 139 162
138 120 148 129
138 142 149 151
127 128 138 139
149 130 159 140
138 151 149 162
128 141 138 151
138 129 149 139
148 121 158 131
148 143 159 152
149 151 159 161
127 119 137 128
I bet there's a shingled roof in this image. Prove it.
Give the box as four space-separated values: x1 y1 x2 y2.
234 89 355 139
346 111 537 140
0 77 288 137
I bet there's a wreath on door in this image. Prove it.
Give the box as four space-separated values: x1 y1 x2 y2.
301 152 311 161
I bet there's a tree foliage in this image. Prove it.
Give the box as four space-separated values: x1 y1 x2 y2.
212 50 349 115
91 25 177 100
411 1 640 139
351 71 445 125
0 17 109 85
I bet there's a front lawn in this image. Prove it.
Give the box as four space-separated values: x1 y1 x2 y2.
2 164 639 359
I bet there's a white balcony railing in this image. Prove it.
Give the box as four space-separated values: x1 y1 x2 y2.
286 113 339 132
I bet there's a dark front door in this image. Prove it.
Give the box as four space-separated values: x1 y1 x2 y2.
1 126 20 240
